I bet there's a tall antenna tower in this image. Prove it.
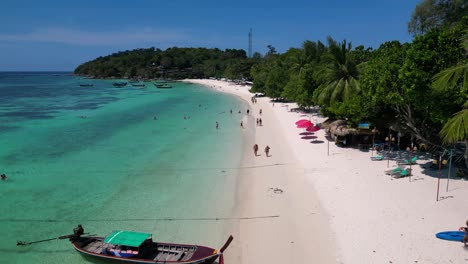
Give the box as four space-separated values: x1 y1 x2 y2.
248 28 252 58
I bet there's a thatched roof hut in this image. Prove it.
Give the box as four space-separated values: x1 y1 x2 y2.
325 120 374 137
331 120 359 136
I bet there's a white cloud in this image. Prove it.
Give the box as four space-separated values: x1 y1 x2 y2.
0 27 189 46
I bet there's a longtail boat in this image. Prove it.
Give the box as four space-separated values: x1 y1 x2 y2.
17 225 233 264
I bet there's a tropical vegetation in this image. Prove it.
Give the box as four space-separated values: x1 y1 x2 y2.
75 0 467 161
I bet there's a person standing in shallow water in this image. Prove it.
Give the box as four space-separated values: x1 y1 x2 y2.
216 121 219 129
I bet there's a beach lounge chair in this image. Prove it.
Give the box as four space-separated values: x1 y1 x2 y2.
398 156 417 165
385 167 403 175
393 168 412 178
371 155 384 161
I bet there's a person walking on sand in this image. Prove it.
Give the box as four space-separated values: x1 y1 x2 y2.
253 144 259 156
264 145 270 157
259 109 262 115
240 121 244 128
460 220 468 246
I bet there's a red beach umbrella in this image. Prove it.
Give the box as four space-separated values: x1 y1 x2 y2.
295 119 310 125
297 121 313 128
306 125 320 132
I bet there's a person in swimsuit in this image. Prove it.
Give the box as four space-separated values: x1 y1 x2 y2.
253 144 259 156
264 145 270 157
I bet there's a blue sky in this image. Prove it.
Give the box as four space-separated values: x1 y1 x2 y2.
0 0 420 71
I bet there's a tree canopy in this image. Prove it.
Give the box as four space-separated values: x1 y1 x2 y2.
408 0 466 35
74 47 254 80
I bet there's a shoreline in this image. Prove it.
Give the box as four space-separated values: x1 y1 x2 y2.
184 79 337 264
185 79 468 264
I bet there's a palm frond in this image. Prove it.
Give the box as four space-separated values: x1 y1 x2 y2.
440 105 468 144
432 63 468 91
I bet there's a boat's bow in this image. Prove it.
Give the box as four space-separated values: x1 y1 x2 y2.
216 235 234 264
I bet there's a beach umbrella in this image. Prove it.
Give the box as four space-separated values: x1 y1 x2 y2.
306 125 320 132
297 121 313 128
295 119 311 125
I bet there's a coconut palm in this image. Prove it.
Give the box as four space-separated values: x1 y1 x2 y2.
436 30 468 167
432 30 468 94
440 101 468 168
315 37 360 105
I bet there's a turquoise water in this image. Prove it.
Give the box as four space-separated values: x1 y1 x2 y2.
0 73 246 263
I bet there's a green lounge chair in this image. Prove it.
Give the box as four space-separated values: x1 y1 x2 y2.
385 167 403 175
398 156 417 165
371 155 384 161
393 168 412 178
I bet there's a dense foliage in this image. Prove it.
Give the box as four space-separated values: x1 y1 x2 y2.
250 15 467 147
74 47 256 80
407 0 466 36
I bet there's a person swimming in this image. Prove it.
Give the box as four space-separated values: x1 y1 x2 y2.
0 174 7 180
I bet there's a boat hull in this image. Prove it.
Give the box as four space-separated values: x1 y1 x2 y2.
72 237 220 264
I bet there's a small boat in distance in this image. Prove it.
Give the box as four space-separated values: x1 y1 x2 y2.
79 83 94 87
131 83 146 87
155 83 172 89
70 226 232 264
112 82 128 87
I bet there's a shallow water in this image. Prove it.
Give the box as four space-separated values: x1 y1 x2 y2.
0 73 246 263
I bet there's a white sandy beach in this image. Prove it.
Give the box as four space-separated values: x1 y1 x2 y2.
185 79 468 264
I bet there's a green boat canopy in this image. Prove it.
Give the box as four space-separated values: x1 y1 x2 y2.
104 231 151 247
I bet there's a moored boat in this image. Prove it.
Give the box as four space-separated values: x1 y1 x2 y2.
79 83 94 87
70 226 232 264
113 82 128 87
155 84 172 89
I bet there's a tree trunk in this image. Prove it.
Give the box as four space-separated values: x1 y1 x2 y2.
395 103 439 147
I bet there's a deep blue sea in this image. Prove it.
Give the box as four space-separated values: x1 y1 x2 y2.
0 72 246 263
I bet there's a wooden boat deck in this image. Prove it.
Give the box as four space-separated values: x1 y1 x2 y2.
152 245 196 261
81 240 197 262
83 240 107 254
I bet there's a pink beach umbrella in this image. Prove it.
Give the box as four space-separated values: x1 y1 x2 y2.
306 125 320 132
295 119 310 125
297 121 313 128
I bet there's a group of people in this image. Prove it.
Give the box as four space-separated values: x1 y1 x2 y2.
253 144 270 157
251 96 257 104
256 118 263 126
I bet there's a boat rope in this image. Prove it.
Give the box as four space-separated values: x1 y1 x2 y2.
0 215 280 223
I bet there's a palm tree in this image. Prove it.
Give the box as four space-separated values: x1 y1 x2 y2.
432 30 468 94
435 30 468 168
439 102 468 168
315 37 360 105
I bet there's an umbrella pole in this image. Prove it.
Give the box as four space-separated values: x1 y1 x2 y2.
436 154 442 202
446 149 453 192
